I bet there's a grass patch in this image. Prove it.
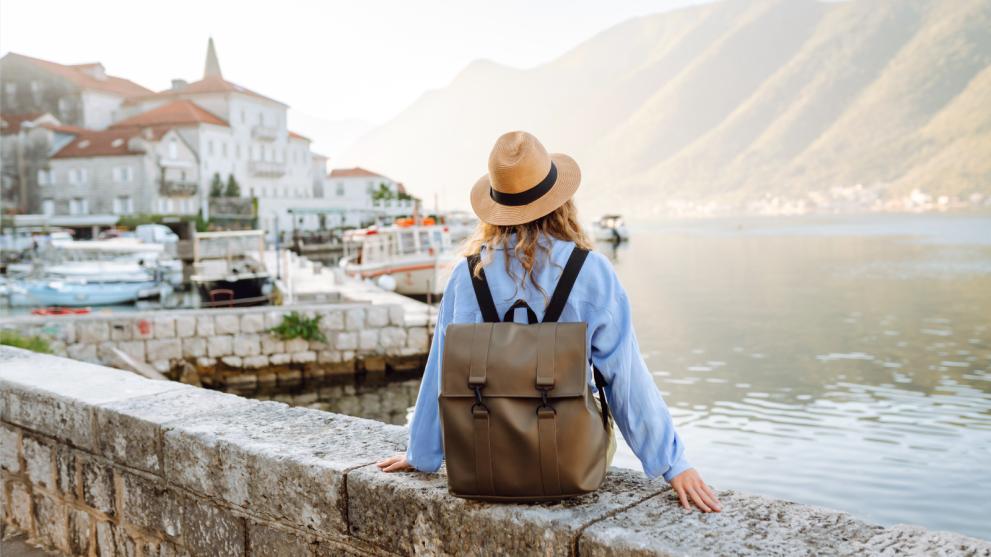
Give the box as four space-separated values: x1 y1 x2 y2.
0 330 52 354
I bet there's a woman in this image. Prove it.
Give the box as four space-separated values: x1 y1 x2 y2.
378 131 721 513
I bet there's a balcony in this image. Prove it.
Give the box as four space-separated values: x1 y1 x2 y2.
159 179 198 196
251 125 279 141
249 160 286 177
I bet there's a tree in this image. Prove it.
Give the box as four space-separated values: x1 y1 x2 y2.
371 182 392 201
209 173 223 198
224 174 241 197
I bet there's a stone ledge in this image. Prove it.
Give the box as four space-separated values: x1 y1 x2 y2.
1 346 989 557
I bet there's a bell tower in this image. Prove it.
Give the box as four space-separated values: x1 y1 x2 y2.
204 37 223 79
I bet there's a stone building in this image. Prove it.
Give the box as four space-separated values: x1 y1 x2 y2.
1 112 80 213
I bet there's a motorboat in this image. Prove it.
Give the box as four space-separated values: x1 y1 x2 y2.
340 224 456 299
591 214 630 243
189 230 274 307
3 277 161 307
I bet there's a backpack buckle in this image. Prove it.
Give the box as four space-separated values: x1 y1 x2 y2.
536 387 555 415
471 385 488 415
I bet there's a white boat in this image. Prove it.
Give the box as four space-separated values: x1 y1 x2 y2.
340 225 456 298
591 214 630 243
4 278 162 307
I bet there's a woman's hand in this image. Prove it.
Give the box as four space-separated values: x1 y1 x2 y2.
670 468 722 513
376 454 413 473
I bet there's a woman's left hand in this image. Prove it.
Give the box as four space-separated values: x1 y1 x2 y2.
670 468 722 513
376 454 413 472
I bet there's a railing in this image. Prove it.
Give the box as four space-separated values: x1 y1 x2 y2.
159 179 198 196
249 160 286 177
252 125 279 141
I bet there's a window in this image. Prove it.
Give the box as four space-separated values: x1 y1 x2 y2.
42 199 54 216
398 231 416 255
124 167 134 182
208 140 214 156
113 196 133 215
68 169 79 185
222 142 227 157
336 183 344 197
57 98 71 118
235 144 241 159
79 168 88 184
37 169 49 185
180 170 187 181
240 109 245 124
168 139 178 159
112 167 120 182
4 83 15 98
69 197 88 215
258 112 264 125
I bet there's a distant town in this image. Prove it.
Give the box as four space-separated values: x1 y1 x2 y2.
0 39 418 237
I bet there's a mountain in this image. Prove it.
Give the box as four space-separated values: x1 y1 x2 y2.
344 0 991 216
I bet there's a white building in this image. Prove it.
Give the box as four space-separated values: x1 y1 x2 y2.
321 167 417 226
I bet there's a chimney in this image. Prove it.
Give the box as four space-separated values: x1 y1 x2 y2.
171 79 188 91
204 37 223 79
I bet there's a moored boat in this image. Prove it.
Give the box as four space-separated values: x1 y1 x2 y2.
591 214 630 243
339 224 455 298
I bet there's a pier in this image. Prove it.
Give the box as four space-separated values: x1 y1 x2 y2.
2 346 989 556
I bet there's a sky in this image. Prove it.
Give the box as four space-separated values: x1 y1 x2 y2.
1 0 707 155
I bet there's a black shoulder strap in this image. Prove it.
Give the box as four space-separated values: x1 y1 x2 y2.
466 254 499 323
542 246 589 323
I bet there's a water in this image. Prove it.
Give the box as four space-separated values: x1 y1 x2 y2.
600 213 991 540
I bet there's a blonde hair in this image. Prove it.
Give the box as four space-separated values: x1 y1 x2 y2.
462 200 593 298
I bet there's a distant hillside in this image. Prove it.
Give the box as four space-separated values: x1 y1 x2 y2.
345 0 991 216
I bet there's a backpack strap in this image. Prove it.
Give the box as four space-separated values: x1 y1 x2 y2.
466 254 499 323
542 246 589 324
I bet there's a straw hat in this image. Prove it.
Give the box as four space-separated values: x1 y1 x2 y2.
470 131 581 226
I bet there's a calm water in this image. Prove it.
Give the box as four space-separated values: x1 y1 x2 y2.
601 213 991 540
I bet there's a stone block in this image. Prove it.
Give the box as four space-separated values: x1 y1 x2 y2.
215 314 240 335
67 342 97 362
0 424 19 472
120 473 183 539
333 332 357 351
233 334 261 357
109 320 131 341
34 493 70 553
208 335 233 357
117 340 146 362
153 317 176 339
264 311 283 330
292 351 316 364
345 308 364 329
407 327 429 351
379 327 407 349
240 313 265 333
260 335 285 355
285 338 309 353
181 498 246 557
95 520 120 557
175 315 197 338
346 467 665 556
77 321 110 343
82 458 116 516
276 370 302 389
247 522 313 557
320 309 344 331
243 355 269 369
196 316 215 336
318 351 342 364
96 387 250 475
132 318 155 340
183 337 207 358
146 339 181 362
388 305 406 326
195 357 217 369
365 306 389 327
308 340 329 351
358 329 378 351
221 356 243 368
269 353 292 366
8 479 33 532
55 445 78 497
68 508 93 555
23 435 54 488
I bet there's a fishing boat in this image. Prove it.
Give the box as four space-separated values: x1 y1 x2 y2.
591 214 630 243
339 224 455 298
189 230 274 307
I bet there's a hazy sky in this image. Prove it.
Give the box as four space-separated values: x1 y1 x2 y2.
1 0 707 129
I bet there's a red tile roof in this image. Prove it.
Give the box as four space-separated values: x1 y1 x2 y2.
3 53 152 98
329 167 389 179
288 130 310 141
51 129 146 159
124 75 284 106
0 112 46 135
110 100 228 128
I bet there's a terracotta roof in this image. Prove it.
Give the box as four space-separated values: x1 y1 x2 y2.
51 129 147 159
124 75 284 106
0 112 45 135
110 100 228 128
3 53 152 98
288 130 310 141
38 123 88 135
329 167 389 179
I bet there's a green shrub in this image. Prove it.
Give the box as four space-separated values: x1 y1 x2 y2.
0 330 51 354
268 311 326 343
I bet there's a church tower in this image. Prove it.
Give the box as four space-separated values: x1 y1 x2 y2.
204 37 223 79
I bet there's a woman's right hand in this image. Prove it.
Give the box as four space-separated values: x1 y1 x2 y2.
376 454 413 473
670 468 722 512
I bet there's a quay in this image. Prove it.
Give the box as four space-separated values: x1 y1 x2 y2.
2 346 989 556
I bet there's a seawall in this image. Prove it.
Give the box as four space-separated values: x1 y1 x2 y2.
2 346 989 556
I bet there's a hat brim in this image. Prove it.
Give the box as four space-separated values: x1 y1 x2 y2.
470 153 581 226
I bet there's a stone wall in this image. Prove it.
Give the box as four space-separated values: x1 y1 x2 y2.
2 346 989 556
0 303 431 399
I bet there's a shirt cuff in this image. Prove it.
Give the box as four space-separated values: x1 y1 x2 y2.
662 455 692 483
406 448 442 473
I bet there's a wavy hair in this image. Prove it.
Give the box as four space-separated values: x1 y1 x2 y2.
462 200 593 300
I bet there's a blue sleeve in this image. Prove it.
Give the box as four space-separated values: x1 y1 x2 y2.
405 266 458 472
588 265 691 482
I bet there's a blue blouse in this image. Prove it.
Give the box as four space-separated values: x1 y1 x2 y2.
405 237 691 482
